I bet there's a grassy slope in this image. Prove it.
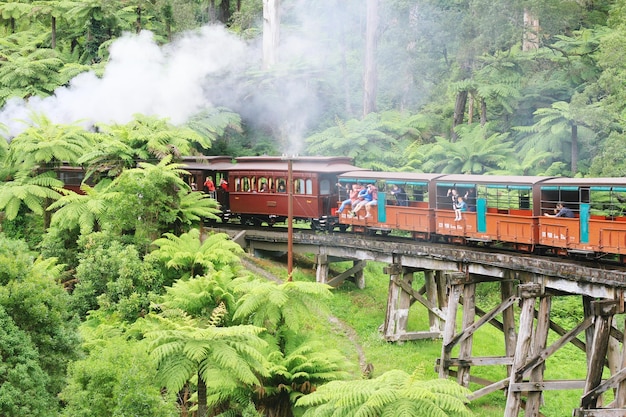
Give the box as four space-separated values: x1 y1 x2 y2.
247 254 592 417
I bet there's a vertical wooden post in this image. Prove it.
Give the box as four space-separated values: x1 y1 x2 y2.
501 279 517 377
457 279 476 387
396 269 414 335
425 270 442 332
504 283 542 417
315 253 329 284
439 272 465 379
607 316 621 377
614 316 626 407
382 263 404 340
354 260 365 289
583 295 594 367
436 270 448 315
526 294 551 415
580 300 619 410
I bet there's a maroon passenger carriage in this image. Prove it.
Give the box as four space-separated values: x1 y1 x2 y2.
181 156 234 211
221 156 359 229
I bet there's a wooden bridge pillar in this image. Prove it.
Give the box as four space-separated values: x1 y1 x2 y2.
382 261 447 342
574 300 621 416
525 292 551 415
504 283 543 417
439 272 466 379
315 254 366 288
501 278 517 377
315 253 329 284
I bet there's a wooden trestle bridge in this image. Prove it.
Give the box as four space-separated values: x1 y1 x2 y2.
212 227 626 417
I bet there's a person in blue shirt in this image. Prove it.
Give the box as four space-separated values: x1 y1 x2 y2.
454 196 467 221
351 185 374 217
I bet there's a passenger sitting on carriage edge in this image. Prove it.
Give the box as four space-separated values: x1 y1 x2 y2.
364 184 378 218
350 185 372 217
338 184 362 213
352 184 377 218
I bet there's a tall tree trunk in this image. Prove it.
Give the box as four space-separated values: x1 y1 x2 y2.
219 0 231 23
197 371 208 417
51 16 56 49
480 97 487 126
262 0 280 69
136 6 142 33
571 124 578 173
363 0 379 117
338 3 352 116
523 9 540 51
452 90 468 141
209 0 217 23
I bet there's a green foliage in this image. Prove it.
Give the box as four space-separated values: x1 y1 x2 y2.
296 368 473 417
38 225 82 276
0 170 66 220
0 304 57 417
48 179 119 235
306 111 418 170
105 156 218 244
0 232 34 285
60 321 178 417
1 208 45 248
149 229 243 281
7 112 94 170
0 254 80 400
156 271 237 321
185 106 243 153
233 278 333 335
588 131 626 176
422 124 514 174
72 232 163 320
144 312 269 417
0 30 67 105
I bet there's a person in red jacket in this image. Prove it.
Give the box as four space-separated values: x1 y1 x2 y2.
204 176 216 198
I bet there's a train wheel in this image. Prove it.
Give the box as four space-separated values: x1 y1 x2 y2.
339 224 349 232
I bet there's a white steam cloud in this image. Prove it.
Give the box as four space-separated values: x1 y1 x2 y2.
0 5 350 154
0 25 249 137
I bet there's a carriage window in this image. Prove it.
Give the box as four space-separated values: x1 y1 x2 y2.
277 178 286 193
258 177 269 192
242 177 250 192
590 188 626 218
320 179 331 195
250 176 257 192
235 177 241 192
294 179 305 194
305 179 313 195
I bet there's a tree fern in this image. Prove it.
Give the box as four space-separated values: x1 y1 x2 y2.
150 228 243 280
232 279 332 335
48 180 117 234
296 369 472 417
0 170 65 220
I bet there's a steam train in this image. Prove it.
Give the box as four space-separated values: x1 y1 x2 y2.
58 155 626 262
